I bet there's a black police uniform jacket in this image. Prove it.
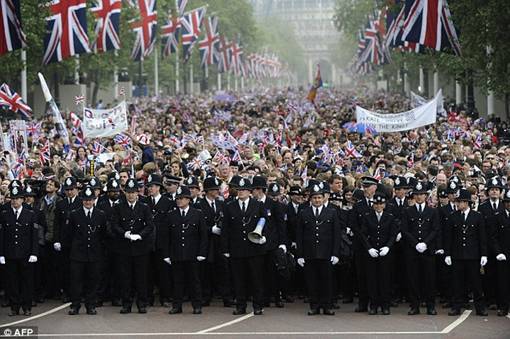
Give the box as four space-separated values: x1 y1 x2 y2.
67 208 108 262
261 197 288 250
162 207 208 262
221 198 268 258
0 207 39 259
197 198 225 259
492 210 510 257
358 210 397 251
444 209 487 260
296 205 341 260
401 205 440 254
147 195 172 251
349 198 375 252
285 202 302 245
54 196 82 247
111 201 155 256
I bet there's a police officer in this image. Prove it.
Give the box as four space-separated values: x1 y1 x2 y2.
401 181 440 315
359 192 397 315
67 187 108 315
163 186 208 314
478 176 504 309
185 176 201 206
444 188 488 316
349 176 379 313
197 176 234 307
493 189 510 316
96 178 122 306
221 178 267 315
252 176 287 308
296 184 341 316
111 178 155 314
0 186 38 316
145 173 172 307
53 176 82 302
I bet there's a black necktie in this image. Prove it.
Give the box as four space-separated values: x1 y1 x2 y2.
87 211 91 219
181 210 185 218
68 198 72 205
242 202 246 213
418 205 422 213
131 204 134 210
464 212 468 221
152 197 155 206
15 210 19 220
493 202 497 211
315 208 319 217
211 202 216 213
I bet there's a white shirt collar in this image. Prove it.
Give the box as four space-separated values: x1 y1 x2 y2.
129 201 137 209
206 196 216 207
239 198 250 210
464 207 471 217
490 199 499 208
416 202 425 211
152 194 162 205
13 206 22 215
180 206 190 215
259 195 266 204
312 205 323 215
84 206 94 215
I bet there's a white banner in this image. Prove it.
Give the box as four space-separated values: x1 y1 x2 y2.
356 92 439 132
82 101 128 138
411 89 445 116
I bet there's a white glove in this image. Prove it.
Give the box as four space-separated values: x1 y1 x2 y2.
0 256 5 265
368 248 379 258
197 256 206 261
279 244 287 253
480 256 488 266
258 236 266 245
291 242 297 249
396 232 402 242
330 256 339 265
297 258 305 267
435 249 445 255
124 231 132 239
28 255 38 263
223 253 230 258
53 242 61 251
130 234 142 241
445 256 452 266
211 225 221 235
163 257 171 265
416 242 427 253
496 253 507 261
379 247 390 257
346 227 351 234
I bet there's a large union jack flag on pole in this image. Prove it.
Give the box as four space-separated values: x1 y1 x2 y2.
0 0 26 55
198 16 219 69
0 83 32 119
401 0 461 56
176 0 188 16
230 36 243 76
216 35 231 74
161 14 180 57
91 0 122 53
43 0 91 65
181 6 206 63
130 0 157 61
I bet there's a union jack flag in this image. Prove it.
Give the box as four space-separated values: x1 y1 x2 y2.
92 140 107 154
186 157 203 171
230 37 243 76
161 14 180 57
72 126 84 146
198 16 219 69
130 0 157 61
74 95 85 105
0 0 26 55
26 121 41 136
0 83 32 119
91 0 122 53
43 0 91 65
114 133 132 149
180 6 206 63
176 0 187 16
39 140 51 165
216 35 231 73
344 141 362 158
473 134 482 149
401 0 461 56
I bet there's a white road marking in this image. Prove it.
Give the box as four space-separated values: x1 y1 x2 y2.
440 310 472 333
506 314 510 320
0 302 71 328
195 313 254 333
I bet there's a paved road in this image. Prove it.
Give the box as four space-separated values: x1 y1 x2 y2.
0 300 508 338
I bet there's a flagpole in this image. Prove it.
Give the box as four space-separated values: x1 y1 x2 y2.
113 51 119 100
190 62 194 94
234 76 238 91
227 72 231 91
217 72 221 91
21 50 27 103
75 55 80 84
154 49 159 96
205 63 209 91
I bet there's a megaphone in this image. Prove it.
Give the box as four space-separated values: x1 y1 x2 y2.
248 218 266 244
